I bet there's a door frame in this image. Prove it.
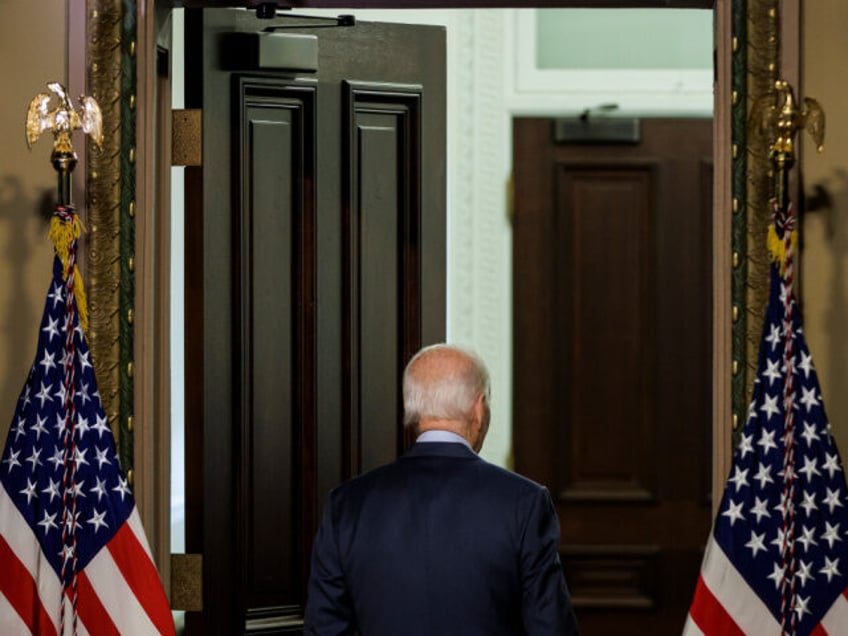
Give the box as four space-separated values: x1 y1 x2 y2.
118 0 764 587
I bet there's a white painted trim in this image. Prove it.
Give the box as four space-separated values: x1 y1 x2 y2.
506 10 713 117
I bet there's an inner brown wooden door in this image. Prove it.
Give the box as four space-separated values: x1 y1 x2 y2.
183 9 446 634
513 117 713 636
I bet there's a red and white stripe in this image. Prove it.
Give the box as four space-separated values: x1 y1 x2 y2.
684 533 848 635
0 484 174 635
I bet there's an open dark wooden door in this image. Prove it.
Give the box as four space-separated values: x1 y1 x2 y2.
183 9 445 634
513 117 713 635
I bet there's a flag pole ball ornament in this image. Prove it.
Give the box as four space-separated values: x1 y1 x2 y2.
0 84 173 634
685 83 848 635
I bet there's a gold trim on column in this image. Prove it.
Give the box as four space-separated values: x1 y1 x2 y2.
745 0 780 407
86 0 123 444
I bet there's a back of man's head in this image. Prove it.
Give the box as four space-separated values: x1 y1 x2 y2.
402 344 490 430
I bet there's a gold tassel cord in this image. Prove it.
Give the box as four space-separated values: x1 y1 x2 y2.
49 213 89 333
766 222 797 278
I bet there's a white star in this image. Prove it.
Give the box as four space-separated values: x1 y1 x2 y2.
77 382 91 406
772 523 790 551
760 394 781 422
797 526 818 552
800 386 820 413
13 417 26 441
47 446 64 471
820 557 841 583
798 456 821 482
21 384 31 407
42 478 61 503
38 350 57 374
794 595 811 620
70 479 87 499
95 446 111 469
54 380 67 406
54 413 67 436
774 495 795 517
777 464 796 483
728 466 750 492
753 462 774 489
38 510 58 535
765 324 782 351
59 348 72 371
113 476 132 501
62 510 81 536
757 428 778 455
737 433 754 458
25 447 42 471
823 488 844 514
795 560 814 587
767 562 785 589
2 449 21 473
73 447 89 468
19 479 38 504
722 499 745 526
75 415 90 440
93 414 111 439
78 350 93 373
822 522 842 549
74 321 84 342
751 497 771 523
800 421 821 447
31 415 48 441
41 315 60 342
746 400 758 424
35 382 53 408
823 453 841 479
87 509 109 534
47 282 64 308
800 491 818 517
90 476 108 502
797 351 814 378
783 351 797 378
745 531 767 557
762 358 782 385
59 543 75 563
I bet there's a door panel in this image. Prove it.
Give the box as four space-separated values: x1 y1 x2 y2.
513 118 712 635
184 10 445 634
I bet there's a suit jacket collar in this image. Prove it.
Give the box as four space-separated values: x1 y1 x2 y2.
402 441 480 460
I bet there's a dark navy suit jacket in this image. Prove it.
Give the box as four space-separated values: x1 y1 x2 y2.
304 441 578 635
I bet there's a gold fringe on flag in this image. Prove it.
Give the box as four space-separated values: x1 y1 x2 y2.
49 213 88 333
766 222 797 278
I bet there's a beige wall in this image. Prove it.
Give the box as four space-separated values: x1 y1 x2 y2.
801 0 848 456
0 1 68 442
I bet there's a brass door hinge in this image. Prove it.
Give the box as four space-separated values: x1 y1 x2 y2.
172 109 202 167
171 553 203 611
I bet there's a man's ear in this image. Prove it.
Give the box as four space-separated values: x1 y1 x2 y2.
471 393 485 428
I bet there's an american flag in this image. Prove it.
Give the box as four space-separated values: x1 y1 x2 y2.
685 203 848 635
0 207 173 635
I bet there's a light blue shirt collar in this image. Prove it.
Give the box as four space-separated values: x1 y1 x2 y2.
416 429 473 451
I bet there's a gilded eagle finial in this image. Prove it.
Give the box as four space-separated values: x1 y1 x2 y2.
748 80 825 166
25 82 104 152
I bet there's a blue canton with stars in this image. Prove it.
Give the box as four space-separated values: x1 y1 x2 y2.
1 257 134 580
715 264 848 633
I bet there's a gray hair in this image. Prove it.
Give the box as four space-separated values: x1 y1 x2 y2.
402 343 490 428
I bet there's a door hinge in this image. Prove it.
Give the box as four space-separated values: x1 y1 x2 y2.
172 109 202 167
170 553 203 611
